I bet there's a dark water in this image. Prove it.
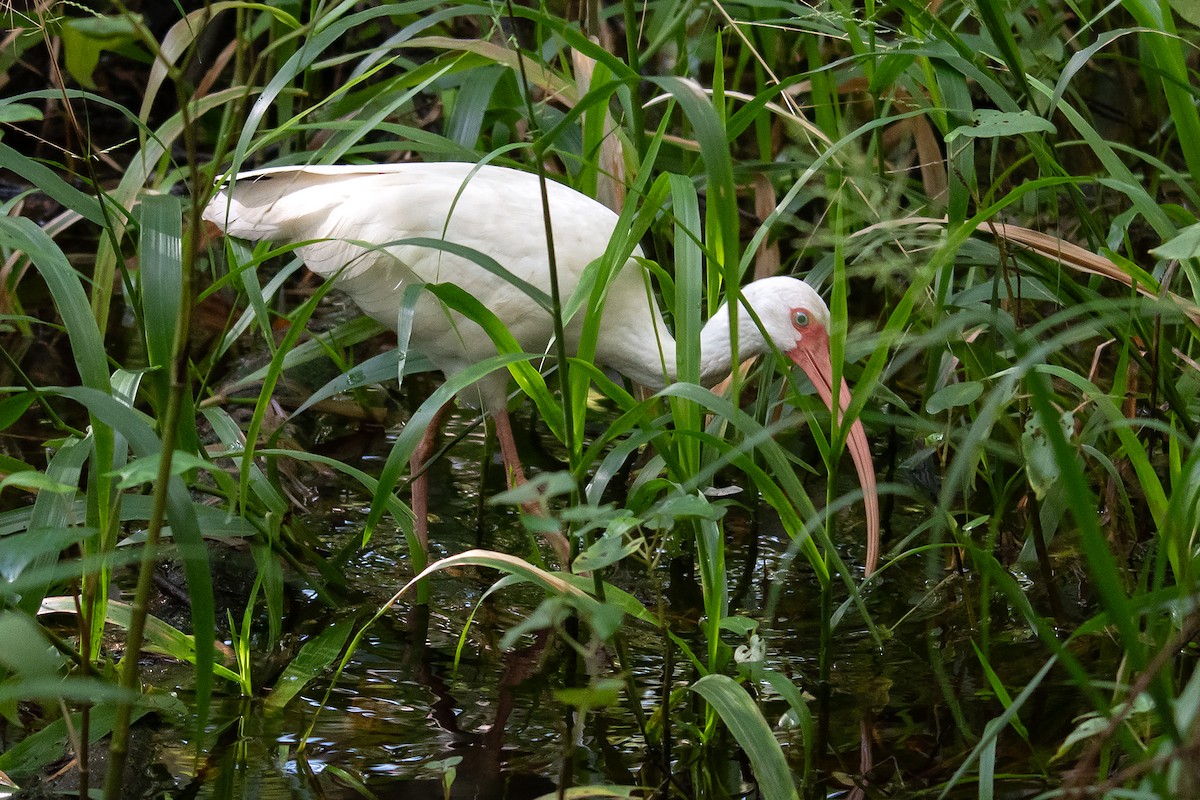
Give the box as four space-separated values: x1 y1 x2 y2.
2 362 1094 800
116 407 1088 800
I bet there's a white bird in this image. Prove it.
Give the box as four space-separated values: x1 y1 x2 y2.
203 162 880 575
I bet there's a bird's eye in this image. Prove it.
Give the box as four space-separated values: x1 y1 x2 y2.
793 310 809 328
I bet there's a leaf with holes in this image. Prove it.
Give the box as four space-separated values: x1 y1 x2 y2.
947 109 1056 141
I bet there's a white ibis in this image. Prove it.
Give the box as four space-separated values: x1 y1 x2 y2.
203 162 880 575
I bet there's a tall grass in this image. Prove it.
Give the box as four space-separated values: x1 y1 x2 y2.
0 1 1197 798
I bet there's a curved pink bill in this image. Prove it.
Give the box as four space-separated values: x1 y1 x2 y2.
788 327 880 577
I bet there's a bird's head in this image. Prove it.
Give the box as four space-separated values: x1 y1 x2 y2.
736 276 831 356
734 276 880 576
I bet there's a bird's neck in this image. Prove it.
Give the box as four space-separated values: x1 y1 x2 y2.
699 313 766 387
636 310 765 391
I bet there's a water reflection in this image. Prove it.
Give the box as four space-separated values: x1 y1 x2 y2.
141 403 1073 800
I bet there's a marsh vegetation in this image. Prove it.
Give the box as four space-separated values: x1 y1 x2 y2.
1 1 1199 798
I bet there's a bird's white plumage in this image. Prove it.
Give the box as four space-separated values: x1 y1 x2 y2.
204 162 829 408
204 161 879 574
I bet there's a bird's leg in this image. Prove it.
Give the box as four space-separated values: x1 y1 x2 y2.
410 400 453 556
491 408 570 566
490 407 528 488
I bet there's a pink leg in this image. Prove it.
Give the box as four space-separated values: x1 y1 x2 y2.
409 401 453 556
491 409 569 565
490 407 528 489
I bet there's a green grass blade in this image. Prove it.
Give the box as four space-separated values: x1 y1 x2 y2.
139 194 183 378
290 349 402 417
1119 1 1200 181
227 316 394 390
975 0 1033 101
15 437 91 616
668 173 704 474
647 76 738 283
362 352 546 542
937 655 1058 799
0 141 105 225
201 406 287 516
0 217 110 393
40 597 241 684
422 282 562 439
47 386 216 743
0 701 159 779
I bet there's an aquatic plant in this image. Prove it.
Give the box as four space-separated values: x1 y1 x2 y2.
0 1 1197 798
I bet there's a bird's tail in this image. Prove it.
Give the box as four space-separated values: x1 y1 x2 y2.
201 169 329 242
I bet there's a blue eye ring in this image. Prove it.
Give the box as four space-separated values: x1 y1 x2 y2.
793 310 810 328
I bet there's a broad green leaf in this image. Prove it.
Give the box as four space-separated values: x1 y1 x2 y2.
384 237 553 311
108 450 219 489
0 392 35 429
1168 0 1200 26
492 472 577 506
264 619 356 713
227 316 397 390
0 136 102 225
0 454 34 477
719 616 759 636
691 674 799 800
60 14 143 90
1020 410 1076 500
572 529 641 573
202 407 286 516
0 472 75 494
0 612 65 678
647 77 738 281
0 529 101 584
946 109 1057 141
0 676 136 705
39 597 241 685
644 493 726 529
291 349 403 417
761 669 815 783
47 387 216 738
1151 222 1200 260
553 678 623 711
0 694 175 778
446 65 503 148
1053 711 1108 760
17 437 90 614
0 103 40 124
926 381 984 414
588 600 625 641
501 596 572 650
